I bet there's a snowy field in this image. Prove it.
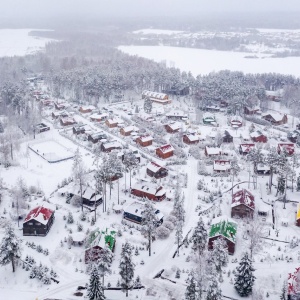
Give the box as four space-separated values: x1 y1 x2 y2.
118 45 300 77
29 140 74 163
133 28 184 35
0 29 55 57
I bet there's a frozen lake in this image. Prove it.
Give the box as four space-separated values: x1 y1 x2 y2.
0 28 55 57
118 45 300 77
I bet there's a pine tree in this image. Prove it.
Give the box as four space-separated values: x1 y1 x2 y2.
266 147 279 193
211 238 228 282
234 252 255 297
67 211 74 224
280 280 287 300
297 176 300 192
0 225 22 272
277 172 286 196
144 97 152 113
141 200 158 257
190 217 208 258
206 275 222 300
175 219 183 256
97 245 113 286
87 266 105 300
119 242 135 297
185 270 197 300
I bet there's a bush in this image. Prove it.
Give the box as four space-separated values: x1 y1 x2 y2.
163 221 175 231
71 195 81 207
165 215 177 224
156 226 170 239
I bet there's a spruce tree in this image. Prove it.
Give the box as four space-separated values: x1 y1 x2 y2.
280 280 287 300
190 217 208 259
206 275 222 300
119 242 135 297
87 266 105 300
143 97 152 113
234 252 255 297
0 225 22 272
277 173 286 196
185 270 197 300
97 245 113 286
211 238 228 282
297 176 300 192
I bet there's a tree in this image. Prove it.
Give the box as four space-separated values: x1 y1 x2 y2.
144 96 152 113
97 246 113 286
122 151 138 189
234 252 255 297
87 266 106 300
0 225 22 272
206 275 222 300
175 219 183 256
247 148 264 170
190 217 208 259
185 270 197 300
141 200 158 257
210 238 228 282
119 242 135 297
280 280 287 300
276 172 286 196
265 147 279 193
246 216 264 259
297 175 300 192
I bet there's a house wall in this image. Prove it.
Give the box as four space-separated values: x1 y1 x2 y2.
23 215 54 236
131 189 165 201
296 219 300 227
120 129 131 136
156 149 173 159
208 236 235 255
183 135 199 145
136 138 152 147
146 168 168 179
231 204 254 219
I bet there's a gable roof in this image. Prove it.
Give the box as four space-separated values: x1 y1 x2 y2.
250 130 265 138
239 143 255 153
24 206 54 225
86 228 116 251
205 146 221 155
232 189 255 210
209 216 237 243
213 160 231 171
132 181 165 196
146 161 165 173
124 201 164 220
157 144 174 153
138 135 153 142
142 90 168 100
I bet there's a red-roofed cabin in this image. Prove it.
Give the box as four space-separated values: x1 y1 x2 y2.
231 189 255 219
23 206 55 236
278 143 295 156
156 144 174 159
146 162 168 179
136 135 153 147
239 143 255 155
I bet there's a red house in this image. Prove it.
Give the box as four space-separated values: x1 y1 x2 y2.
230 116 243 128
239 144 255 155
136 135 153 147
278 143 295 156
146 162 168 179
164 122 181 134
231 189 255 219
156 144 174 159
60 117 77 127
131 182 166 201
79 105 96 114
183 134 199 145
105 119 119 128
250 130 267 143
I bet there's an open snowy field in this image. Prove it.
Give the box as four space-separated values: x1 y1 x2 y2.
118 45 300 77
133 28 184 35
0 29 55 57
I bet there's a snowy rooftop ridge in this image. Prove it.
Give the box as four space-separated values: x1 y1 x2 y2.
209 216 237 243
157 144 174 153
23 206 54 225
146 161 165 173
231 189 255 210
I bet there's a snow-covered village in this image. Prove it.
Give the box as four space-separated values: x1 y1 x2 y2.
1 1 300 300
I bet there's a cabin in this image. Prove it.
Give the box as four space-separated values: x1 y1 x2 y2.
85 228 116 263
208 216 237 255
123 201 164 225
156 144 174 159
136 135 153 147
203 113 217 126
88 132 107 144
60 117 77 127
205 146 221 157
79 105 96 114
131 182 166 201
213 160 231 173
73 124 86 135
164 122 181 134
265 89 283 102
239 143 255 155
262 112 287 126
288 130 300 143
230 116 243 128
250 130 267 143
120 150 141 163
120 125 139 136
244 106 260 115
183 134 199 145
166 110 188 120
35 123 50 133
90 113 108 122
52 110 68 119
255 163 270 175
146 162 168 179
101 141 122 153
105 119 119 128
231 189 255 219
223 131 233 143
278 143 295 156
55 102 67 110
69 184 102 206
23 206 55 236
142 90 171 105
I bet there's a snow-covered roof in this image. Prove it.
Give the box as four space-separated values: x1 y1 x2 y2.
256 163 270 171
24 206 54 225
209 216 237 243
142 90 168 100
123 201 164 220
102 141 122 150
138 135 153 142
213 160 231 171
90 113 108 120
106 118 122 125
80 105 96 111
131 181 164 196
167 122 181 131
122 125 139 133
184 134 199 142
265 89 283 97
71 184 102 201
250 130 265 138
278 143 294 154
86 228 116 251
60 117 76 124
239 143 255 153
205 146 221 155
232 189 255 210
203 112 215 120
262 112 285 122
166 110 187 118
157 144 174 153
146 161 165 173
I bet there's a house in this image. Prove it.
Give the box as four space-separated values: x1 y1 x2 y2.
60 117 77 127
213 160 231 173
73 124 86 135
52 110 68 119
120 125 139 136
203 105 220 112
183 134 199 145
162 85 189 96
239 143 255 155
156 144 174 159
69 184 102 206
230 116 243 128
220 100 229 107
146 162 168 179
85 228 116 263
164 122 181 134
54 102 67 110
223 131 233 143
136 135 153 147
131 182 166 201
262 112 287 125
88 132 107 144
265 89 283 102
101 141 122 152
203 113 217 126
250 130 267 143
278 143 295 156
288 130 300 143
142 90 171 104
120 150 141 163
79 105 96 114
40 99 53 106
255 163 271 175
244 106 260 115
105 118 119 128
23 206 55 236
166 110 188 120
90 113 108 122
123 201 164 225
208 216 237 255
231 189 255 219
287 266 300 299
205 146 221 157
35 123 50 133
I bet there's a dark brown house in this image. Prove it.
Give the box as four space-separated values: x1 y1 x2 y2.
244 106 260 115
250 130 267 143
164 122 181 134
131 182 166 201
223 131 233 143
146 162 168 179
88 132 107 144
79 105 96 114
262 113 287 125
60 117 77 127
73 125 86 135
183 134 199 145
120 125 139 136
231 189 255 219
105 119 119 128
156 144 174 159
23 206 55 236
136 135 153 147
101 141 122 152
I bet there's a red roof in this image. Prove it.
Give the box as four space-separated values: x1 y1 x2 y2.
24 206 54 225
288 267 300 295
232 189 255 210
240 143 255 153
278 143 295 155
158 144 174 153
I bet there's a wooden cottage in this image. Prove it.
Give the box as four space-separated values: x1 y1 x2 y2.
250 130 267 143
231 189 255 219
120 125 139 136
73 124 86 135
52 110 68 119
278 143 295 156
223 131 233 143
55 102 67 110
131 182 166 201
208 216 237 255
120 150 141 163
164 122 181 134
142 90 171 105
265 89 283 102
205 146 221 157
123 201 164 225
90 113 108 122
213 160 231 173
239 143 255 155
101 141 122 153
23 206 55 236
60 117 77 127
88 132 107 144
244 106 260 115
262 112 287 125
85 228 116 263
183 134 199 145
105 118 119 128
146 162 168 179
79 105 96 114
136 135 153 147
69 184 102 207
156 144 174 159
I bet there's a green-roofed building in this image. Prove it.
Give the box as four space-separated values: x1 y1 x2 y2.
85 228 116 263
208 216 237 254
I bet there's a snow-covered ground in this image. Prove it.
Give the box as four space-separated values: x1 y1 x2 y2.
133 29 184 35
